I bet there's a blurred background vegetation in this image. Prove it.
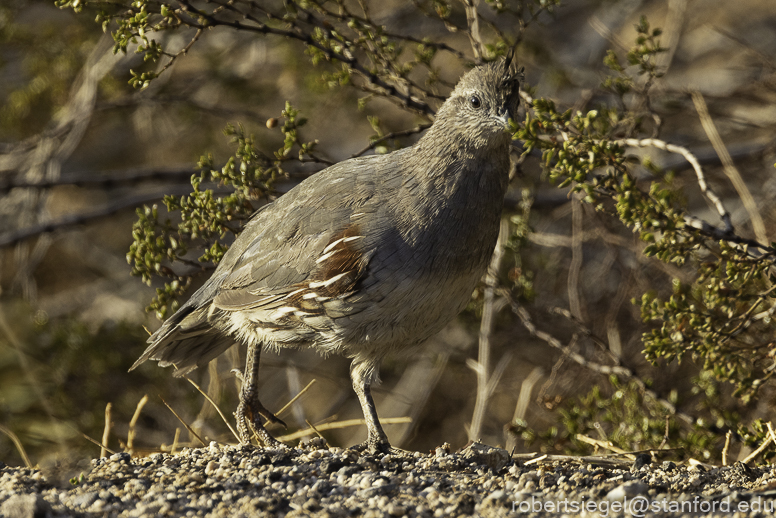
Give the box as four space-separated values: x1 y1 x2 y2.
1 0 776 469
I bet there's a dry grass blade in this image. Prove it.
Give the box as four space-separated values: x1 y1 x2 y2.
185 377 240 443
0 424 32 468
305 419 325 440
75 428 116 456
172 428 181 454
101 402 112 459
275 378 317 418
576 434 636 459
127 394 149 453
278 417 411 442
159 396 207 447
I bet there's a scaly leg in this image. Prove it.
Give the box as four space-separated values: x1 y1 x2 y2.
235 341 286 448
351 360 391 454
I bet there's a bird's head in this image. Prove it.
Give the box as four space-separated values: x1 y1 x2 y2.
434 52 522 146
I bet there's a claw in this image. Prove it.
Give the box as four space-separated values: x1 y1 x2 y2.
350 437 392 455
234 341 286 448
235 396 285 448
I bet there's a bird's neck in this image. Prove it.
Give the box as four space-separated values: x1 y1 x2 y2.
407 126 511 207
391 128 511 264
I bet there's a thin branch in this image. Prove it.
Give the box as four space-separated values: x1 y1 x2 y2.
127 394 149 453
505 366 544 451
0 186 234 248
500 289 695 425
576 434 636 459
302 0 467 59
154 28 203 79
617 137 733 234
691 91 768 244
177 0 433 115
722 429 732 466
350 123 432 157
101 402 113 458
549 306 623 366
0 167 197 193
568 194 585 321
469 218 509 441
75 428 116 456
741 424 773 464
462 0 484 62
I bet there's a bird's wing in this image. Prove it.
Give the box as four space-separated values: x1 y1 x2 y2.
210 155 387 314
131 152 402 374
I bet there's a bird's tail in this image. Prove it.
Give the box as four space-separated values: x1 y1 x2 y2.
130 301 234 377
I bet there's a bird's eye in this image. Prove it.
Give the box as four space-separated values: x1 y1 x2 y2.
469 96 481 109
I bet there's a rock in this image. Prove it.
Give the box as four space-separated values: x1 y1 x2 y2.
460 442 511 471
606 481 650 501
0 494 50 518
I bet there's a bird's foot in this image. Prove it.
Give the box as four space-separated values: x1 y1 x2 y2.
235 395 287 448
350 437 393 455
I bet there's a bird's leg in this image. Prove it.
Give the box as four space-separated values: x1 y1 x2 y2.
350 361 391 454
235 341 287 448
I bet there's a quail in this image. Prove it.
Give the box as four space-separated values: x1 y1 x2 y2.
131 53 521 453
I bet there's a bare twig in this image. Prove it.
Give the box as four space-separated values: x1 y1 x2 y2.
469 218 509 441
177 0 433 115
617 137 733 234
500 289 695 425
0 186 233 248
304 419 325 440
171 428 181 454
576 434 636 459
741 423 774 464
275 378 317 420
127 394 150 453
76 429 116 456
505 366 543 452
568 194 585 321
691 91 768 244
523 454 548 465
462 0 484 62
100 402 113 459
185 378 240 443
0 167 197 193
722 429 732 466
278 416 411 442
350 123 432 158
514 452 632 468
549 307 622 366
160 396 207 447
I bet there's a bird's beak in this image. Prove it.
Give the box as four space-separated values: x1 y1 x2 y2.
496 106 510 127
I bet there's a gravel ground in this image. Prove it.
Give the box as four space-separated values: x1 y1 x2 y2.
2 441 776 517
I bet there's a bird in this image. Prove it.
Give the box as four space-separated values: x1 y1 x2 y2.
130 53 521 454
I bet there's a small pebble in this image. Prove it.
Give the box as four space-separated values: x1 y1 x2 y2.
1 443 774 517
